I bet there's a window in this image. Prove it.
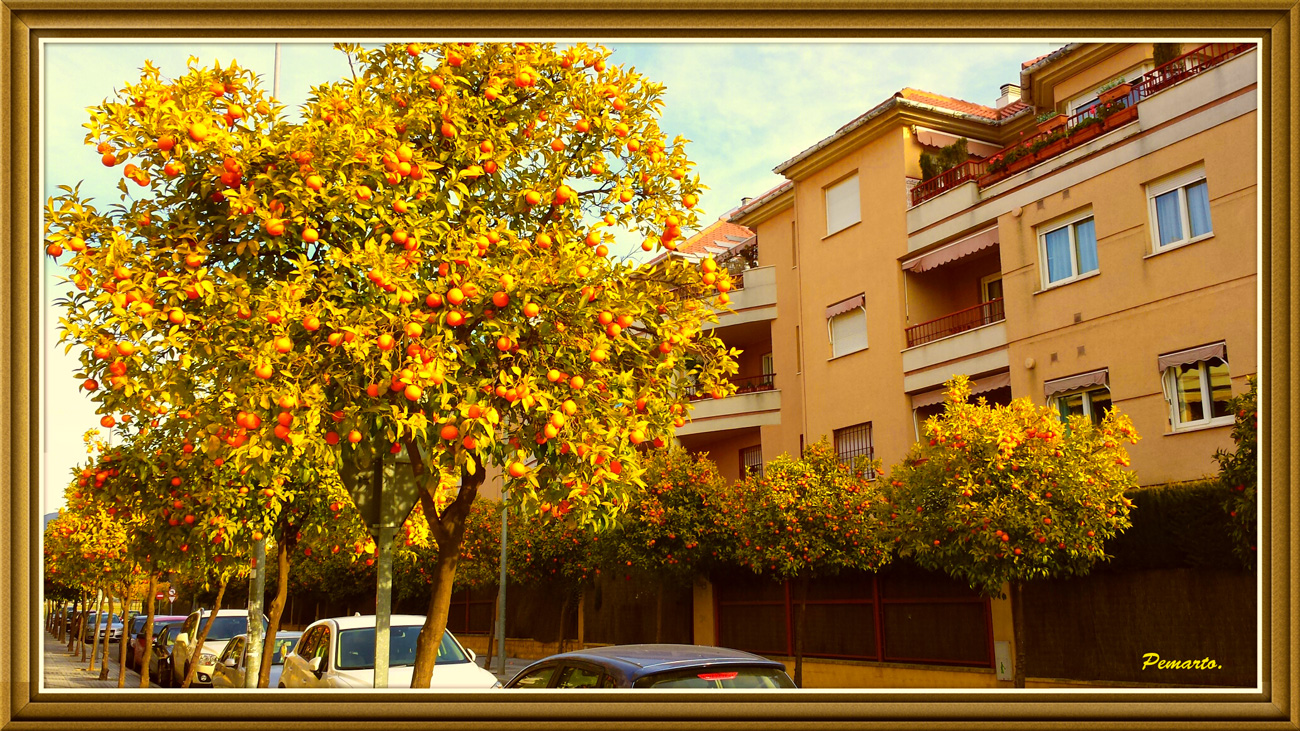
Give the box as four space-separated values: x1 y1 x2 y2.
1054 387 1112 426
1160 344 1232 429
824 174 860 236
1148 166 1212 251
556 665 603 688
1039 213 1098 286
833 422 874 476
513 665 557 688
741 445 763 478
827 294 868 358
794 326 802 372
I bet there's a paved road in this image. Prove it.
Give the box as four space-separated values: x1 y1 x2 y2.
43 630 531 688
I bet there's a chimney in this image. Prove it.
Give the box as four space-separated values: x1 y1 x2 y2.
996 83 1022 109
740 197 753 206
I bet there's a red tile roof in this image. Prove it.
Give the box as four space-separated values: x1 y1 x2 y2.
646 218 754 266
1022 52 1051 69
897 88 1027 121
729 180 793 221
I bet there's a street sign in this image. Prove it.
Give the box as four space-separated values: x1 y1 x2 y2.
167 588 177 601
155 592 165 600
339 439 422 536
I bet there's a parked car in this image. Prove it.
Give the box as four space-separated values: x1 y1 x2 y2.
278 614 500 689
171 609 268 688
148 624 182 686
82 612 122 643
211 631 302 689
504 645 796 689
125 616 186 672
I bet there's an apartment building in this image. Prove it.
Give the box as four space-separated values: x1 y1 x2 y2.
681 42 1258 687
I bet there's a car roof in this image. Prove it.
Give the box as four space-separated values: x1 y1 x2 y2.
228 630 302 641
522 644 787 679
313 614 431 631
189 609 255 618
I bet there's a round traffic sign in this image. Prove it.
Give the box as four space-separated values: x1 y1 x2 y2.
167 587 177 601
155 592 165 600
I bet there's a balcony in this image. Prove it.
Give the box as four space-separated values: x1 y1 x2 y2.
905 298 1004 348
686 373 776 401
707 265 776 330
908 42 1255 209
676 374 781 437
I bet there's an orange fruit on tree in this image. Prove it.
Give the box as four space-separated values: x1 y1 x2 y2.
377 333 395 351
348 430 363 444
404 384 422 401
254 363 273 379
274 337 293 353
439 424 459 441
188 121 209 142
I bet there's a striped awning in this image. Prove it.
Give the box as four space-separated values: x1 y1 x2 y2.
1043 369 1109 399
1157 342 1227 372
825 294 865 320
911 371 1012 409
902 226 998 273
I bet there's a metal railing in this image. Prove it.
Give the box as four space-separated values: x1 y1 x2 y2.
904 298 1005 348
686 372 776 401
908 42 1254 208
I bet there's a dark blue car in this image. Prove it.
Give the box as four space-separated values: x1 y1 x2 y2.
504 644 796 689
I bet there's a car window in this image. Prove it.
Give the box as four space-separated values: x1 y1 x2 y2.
642 668 797 689
333 627 465 670
218 639 238 664
182 615 197 637
512 665 557 689
556 665 603 689
599 675 618 688
270 636 299 665
296 627 318 658
199 616 251 642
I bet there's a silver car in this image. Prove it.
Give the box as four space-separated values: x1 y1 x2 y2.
211 631 302 689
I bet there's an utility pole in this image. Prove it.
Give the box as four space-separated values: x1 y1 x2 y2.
496 489 508 676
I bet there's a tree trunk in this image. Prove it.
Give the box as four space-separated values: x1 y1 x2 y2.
68 594 82 653
794 576 808 688
258 536 292 688
98 592 115 680
408 457 480 689
116 585 133 687
139 573 157 688
1011 581 1027 689
87 588 102 670
557 593 571 654
181 577 229 688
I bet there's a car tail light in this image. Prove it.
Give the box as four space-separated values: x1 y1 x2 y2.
697 672 738 681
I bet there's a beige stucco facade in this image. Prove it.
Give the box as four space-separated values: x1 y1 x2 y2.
677 42 1257 687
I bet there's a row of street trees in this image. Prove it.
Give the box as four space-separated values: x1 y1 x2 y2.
44 40 737 688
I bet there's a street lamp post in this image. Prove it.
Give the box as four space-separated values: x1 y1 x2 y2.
496 489 508 676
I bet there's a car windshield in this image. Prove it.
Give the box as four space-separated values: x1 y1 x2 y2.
89 613 121 625
334 627 467 670
156 622 183 640
130 616 149 633
269 636 300 665
197 616 263 642
643 667 796 689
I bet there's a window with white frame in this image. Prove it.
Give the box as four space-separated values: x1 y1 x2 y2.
1039 211 1099 287
826 295 868 358
1160 343 1233 430
1148 166 1213 252
1053 387 1112 427
824 174 861 236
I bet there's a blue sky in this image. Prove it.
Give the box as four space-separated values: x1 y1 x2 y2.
40 39 1061 514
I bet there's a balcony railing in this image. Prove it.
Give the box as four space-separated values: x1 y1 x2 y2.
686 373 776 401
904 298 1005 348
908 42 1254 208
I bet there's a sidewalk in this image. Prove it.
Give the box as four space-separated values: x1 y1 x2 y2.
43 631 134 689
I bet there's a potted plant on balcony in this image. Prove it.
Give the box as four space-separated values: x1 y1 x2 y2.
1096 77 1134 104
1029 128 1068 162
980 155 1010 186
1003 145 1034 174
1067 114 1104 146
1036 110 1066 134
1098 97 1139 131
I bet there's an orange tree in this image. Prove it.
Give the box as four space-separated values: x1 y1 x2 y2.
1214 376 1257 571
880 375 1139 687
46 41 736 686
508 507 604 651
717 438 892 687
607 446 729 642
